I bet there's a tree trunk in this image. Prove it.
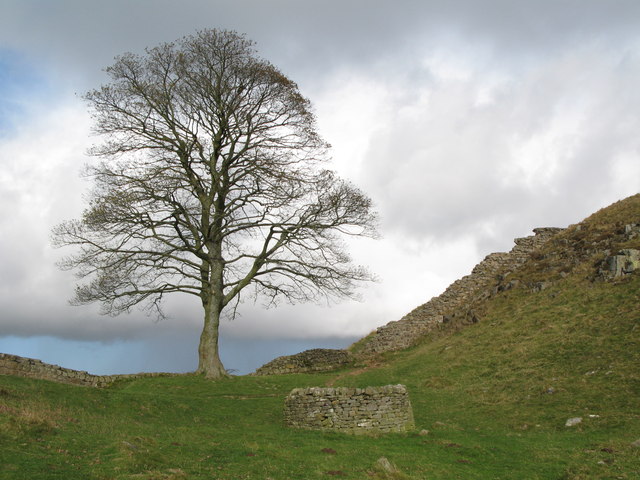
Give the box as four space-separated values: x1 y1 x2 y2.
196 298 228 379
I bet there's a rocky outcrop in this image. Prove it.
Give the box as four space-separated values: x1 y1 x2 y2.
355 227 564 355
0 353 175 387
284 384 414 434
600 249 640 278
253 349 353 376
624 223 640 239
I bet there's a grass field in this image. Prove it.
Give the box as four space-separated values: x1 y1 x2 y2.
1 195 639 479
1 271 638 480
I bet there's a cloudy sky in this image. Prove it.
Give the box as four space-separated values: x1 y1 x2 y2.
1 1 639 375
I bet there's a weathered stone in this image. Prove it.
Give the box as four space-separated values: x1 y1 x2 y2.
565 417 582 427
0 352 176 387
284 385 414 434
602 249 640 278
531 281 552 293
374 457 400 475
254 348 353 376
624 223 640 238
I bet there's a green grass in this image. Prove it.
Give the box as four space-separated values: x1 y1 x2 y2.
2 273 639 480
334 273 640 479
2 195 639 479
1 373 447 480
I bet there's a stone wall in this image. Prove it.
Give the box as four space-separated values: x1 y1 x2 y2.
0 353 174 387
355 227 564 355
253 348 353 376
284 385 414 434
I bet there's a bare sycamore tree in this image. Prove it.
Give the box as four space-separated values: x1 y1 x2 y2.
52 29 377 379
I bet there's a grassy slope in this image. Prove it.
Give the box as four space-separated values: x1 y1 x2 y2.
1 195 639 479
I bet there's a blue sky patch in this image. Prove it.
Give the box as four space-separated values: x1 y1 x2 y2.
0 49 50 137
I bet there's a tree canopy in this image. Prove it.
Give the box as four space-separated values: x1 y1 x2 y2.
53 29 377 378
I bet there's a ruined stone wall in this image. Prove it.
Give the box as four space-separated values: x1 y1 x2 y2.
0 353 174 387
356 227 564 355
284 385 414 434
254 349 353 376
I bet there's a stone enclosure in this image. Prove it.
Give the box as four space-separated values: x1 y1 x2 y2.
284 385 414 434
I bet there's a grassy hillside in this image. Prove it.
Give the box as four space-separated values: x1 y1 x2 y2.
1 195 639 479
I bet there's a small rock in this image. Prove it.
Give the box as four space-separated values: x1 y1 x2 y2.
565 417 582 427
546 387 556 394
531 281 552 293
631 439 640 448
419 429 430 436
375 457 399 474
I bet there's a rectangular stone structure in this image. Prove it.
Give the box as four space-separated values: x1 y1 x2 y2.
284 384 414 434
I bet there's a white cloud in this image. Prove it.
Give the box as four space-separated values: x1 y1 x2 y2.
0 100 94 333
312 40 640 253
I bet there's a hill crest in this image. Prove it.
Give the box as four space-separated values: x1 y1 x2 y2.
257 194 640 374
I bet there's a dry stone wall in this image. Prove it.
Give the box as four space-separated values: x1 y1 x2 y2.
253 349 353 376
284 385 414 434
0 353 174 387
356 227 564 355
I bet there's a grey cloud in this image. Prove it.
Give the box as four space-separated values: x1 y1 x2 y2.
3 1 640 89
350 39 640 257
0 0 639 350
